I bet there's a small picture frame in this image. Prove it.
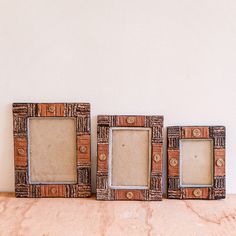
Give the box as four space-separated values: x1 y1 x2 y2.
13 103 91 198
96 115 163 201
167 126 225 200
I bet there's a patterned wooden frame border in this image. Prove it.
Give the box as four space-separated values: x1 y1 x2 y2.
13 103 91 198
96 115 163 201
167 126 226 200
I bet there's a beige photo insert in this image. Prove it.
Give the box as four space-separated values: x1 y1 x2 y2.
109 128 151 189
180 139 213 187
28 117 77 184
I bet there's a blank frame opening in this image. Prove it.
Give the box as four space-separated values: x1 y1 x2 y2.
109 128 151 189
180 139 213 187
28 117 77 184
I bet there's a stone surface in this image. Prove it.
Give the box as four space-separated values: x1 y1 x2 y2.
0 193 236 236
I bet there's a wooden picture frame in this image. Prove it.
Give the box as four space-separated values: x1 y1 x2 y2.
167 126 226 200
96 115 163 201
13 103 91 198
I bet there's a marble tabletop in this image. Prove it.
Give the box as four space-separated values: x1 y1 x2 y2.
0 193 235 236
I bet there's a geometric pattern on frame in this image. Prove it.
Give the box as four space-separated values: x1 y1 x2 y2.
97 115 164 201
13 103 91 198
167 126 225 200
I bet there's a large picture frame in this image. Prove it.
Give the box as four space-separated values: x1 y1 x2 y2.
13 103 91 198
167 126 225 200
96 115 163 201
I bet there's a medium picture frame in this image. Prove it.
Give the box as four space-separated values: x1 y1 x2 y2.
13 103 91 198
167 126 226 200
96 115 164 201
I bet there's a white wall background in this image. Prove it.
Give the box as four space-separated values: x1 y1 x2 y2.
0 0 235 194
